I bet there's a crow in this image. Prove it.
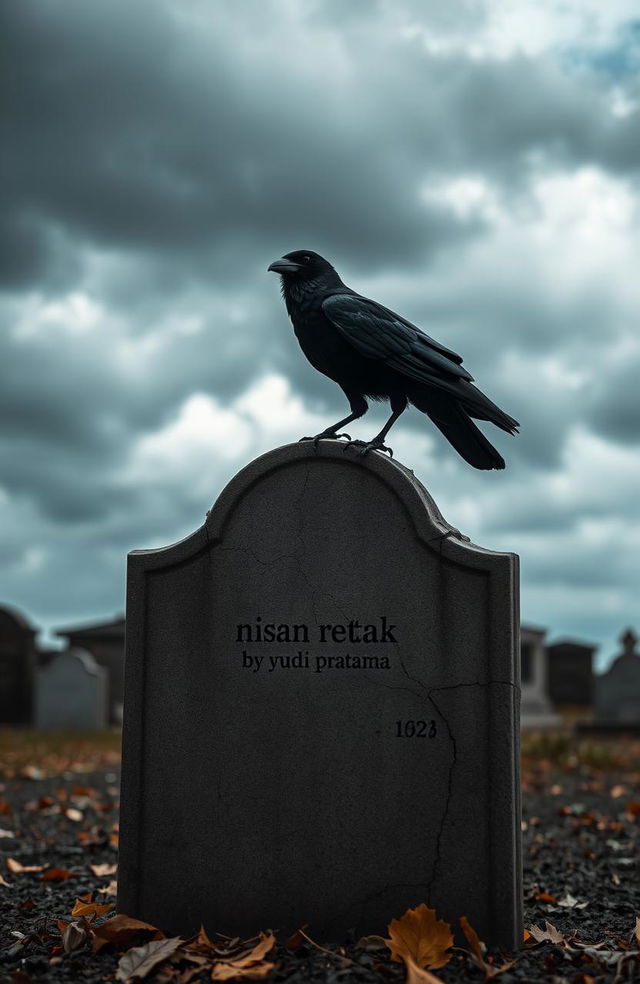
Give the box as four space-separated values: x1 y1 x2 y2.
268 250 519 469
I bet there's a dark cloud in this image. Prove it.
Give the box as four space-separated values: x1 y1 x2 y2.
0 0 638 656
586 356 640 445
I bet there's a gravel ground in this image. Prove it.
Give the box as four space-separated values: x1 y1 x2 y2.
1 741 639 984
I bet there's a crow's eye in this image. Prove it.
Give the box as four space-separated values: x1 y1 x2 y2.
302 254 312 263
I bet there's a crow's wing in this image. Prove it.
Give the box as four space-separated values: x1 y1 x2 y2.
322 293 473 383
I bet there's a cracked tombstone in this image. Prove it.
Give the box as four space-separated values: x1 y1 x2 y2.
119 441 522 947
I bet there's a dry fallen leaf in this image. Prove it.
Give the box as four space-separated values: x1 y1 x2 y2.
97 879 118 896
43 868 75 883
116 937 183 982
386 904 453 971
404 958 445 984
90 862 118 877
557 892 588 910
92 913 164 953
635 917 640 947
62 921 89 953
527 922 567 946
211 962 274 981
535 891 557 904
6 859 44 874
0 874 13 888
459 917 515 980
210 933 276 981
284 925 309 950
71 898 115 918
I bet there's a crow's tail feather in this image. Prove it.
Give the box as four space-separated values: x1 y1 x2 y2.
411 393 506 469
461 383 519 434
430 411 505 470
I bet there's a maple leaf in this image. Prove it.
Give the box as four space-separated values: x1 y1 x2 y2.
459 917 515 980
116 937 183 982
386 904 453 971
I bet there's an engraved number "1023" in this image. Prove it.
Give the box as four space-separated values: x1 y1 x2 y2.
395 720 437 738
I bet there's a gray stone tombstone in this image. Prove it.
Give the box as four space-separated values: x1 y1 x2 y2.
119 442 521 947
35 647 108 730
594 629 640 724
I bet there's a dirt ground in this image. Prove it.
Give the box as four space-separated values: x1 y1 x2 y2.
0 730 639 984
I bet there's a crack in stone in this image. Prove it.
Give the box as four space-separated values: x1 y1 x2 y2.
425 679 519 901
388 658 518 903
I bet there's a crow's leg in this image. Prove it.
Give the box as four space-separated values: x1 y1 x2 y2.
300 393 368 448
344 394 407 458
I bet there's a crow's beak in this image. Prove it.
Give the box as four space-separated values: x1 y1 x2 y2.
268 258 301 274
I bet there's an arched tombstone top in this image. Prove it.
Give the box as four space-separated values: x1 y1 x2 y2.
0 604 36 637
130 440 516 575
40 647 103 678
120 440 521 949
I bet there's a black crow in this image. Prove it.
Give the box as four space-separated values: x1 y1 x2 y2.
268 250 519 469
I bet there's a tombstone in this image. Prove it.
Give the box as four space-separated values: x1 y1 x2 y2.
593 629 640 726
55 616 125 724
118 442 522 948
0 604 36 725
35 647 108 730
519 625 560 729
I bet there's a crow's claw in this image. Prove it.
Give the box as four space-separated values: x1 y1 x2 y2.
360 441 393 458
343 439 393 458
299 431 351 450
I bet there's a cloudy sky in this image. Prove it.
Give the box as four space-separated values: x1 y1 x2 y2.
2 0 639 666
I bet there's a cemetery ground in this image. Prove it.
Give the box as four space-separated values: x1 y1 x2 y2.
1 730 639 984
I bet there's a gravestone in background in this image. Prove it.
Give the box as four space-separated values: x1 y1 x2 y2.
35 648 108 730
594 629 640 725
519 625 559 730
118 441 521 947
546 638 596 711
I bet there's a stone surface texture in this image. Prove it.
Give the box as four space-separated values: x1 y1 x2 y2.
118 441 521 947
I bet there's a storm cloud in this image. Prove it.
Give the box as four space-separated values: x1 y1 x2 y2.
1 0 639 663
